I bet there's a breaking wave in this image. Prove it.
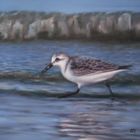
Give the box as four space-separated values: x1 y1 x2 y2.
0 71 139 98
0 71 139 84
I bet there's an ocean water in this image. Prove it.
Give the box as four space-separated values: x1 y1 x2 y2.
0 40 140 140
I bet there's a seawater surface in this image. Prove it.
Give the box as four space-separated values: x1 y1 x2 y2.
0 40 140 140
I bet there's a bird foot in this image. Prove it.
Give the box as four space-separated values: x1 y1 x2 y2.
58 92 78 98
58 89 80 98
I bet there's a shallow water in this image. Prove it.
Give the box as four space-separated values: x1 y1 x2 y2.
0 40 140 140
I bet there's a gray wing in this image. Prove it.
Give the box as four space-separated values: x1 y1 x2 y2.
70 56 119 76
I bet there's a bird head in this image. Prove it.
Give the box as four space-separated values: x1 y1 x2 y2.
41 53 69 74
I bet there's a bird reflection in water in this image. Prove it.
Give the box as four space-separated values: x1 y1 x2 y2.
57 101 120 140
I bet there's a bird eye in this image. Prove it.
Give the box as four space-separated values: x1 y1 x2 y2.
55 58 61 62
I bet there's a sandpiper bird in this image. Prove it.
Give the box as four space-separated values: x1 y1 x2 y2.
41 53 131 98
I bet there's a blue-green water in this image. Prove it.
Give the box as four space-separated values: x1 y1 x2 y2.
0 40 140 140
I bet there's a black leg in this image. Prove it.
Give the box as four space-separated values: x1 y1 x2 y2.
105 83 114 97
58 88 80 98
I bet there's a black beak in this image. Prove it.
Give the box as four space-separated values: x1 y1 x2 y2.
40 63 53 74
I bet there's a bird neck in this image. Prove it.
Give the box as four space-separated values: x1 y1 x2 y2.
59 58 70 75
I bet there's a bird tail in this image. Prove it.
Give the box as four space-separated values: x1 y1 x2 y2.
118 65 132 70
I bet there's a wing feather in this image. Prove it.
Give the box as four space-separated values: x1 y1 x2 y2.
70 56 119 76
